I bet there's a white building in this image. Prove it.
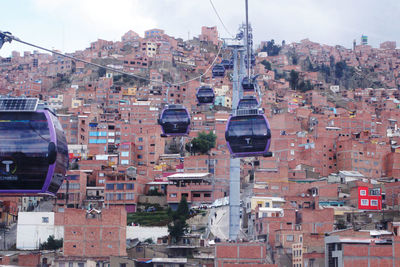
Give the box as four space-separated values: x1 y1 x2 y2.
16 212 63 250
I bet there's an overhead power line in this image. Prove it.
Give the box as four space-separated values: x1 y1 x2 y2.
0 30 223 87
209 0 235 38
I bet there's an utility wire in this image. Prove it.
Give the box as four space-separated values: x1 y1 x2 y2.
209 0 235 38
0 30 223 87
174 44 223 86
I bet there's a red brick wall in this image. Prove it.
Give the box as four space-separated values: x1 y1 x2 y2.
342 242 398 267
301 208 334 233
60 207 126 257
17 254 41 266
215 243 274 267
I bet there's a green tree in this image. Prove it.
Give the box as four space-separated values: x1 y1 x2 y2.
175 196 189 220
185 131 216 155
289 70 299 90
144 238 154 244
261 60 272 70
335 61 347 79
168 218 189 243
39 235 63 250
97 67 106 77
261 39 281 56
168 197 190 243
298 80 313 92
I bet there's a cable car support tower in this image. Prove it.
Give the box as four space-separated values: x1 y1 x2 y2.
223 4 253 240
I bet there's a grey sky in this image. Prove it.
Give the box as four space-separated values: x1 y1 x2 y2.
1 0 399 57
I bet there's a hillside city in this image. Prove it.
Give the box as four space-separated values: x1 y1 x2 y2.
1 26 400 266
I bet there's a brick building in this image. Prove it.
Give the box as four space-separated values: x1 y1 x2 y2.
56 207 127 257
215 242 277 267
325 230 400 267
166 173 218 209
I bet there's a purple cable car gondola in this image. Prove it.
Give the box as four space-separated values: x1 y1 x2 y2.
212 64 225 78
245 54 256 67
242 76 255 91
0 98 69 195
237 96 259 110
158 104 190 137
196 86 215 104
225 109 272 158
221 59 233 70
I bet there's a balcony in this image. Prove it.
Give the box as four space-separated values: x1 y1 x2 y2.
168 184 213 191
86 195 104 201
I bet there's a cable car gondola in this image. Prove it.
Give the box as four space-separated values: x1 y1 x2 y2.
242 76 255 91
212 64 225 78
158 104 190 137
245 54 256 67
237 96 259 110
196 86 215 104
221 59 233 70
0 98 69 195
225 109 272 158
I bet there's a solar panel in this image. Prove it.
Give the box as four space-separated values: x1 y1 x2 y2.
0 98 38 112
234 108 261 117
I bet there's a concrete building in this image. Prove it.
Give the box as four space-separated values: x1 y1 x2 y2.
16 212 64 250
325 230 400 267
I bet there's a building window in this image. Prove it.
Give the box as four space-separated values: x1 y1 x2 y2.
360 190 366 196
371 200 378 206
117 184 124 190
286 235 294 242
42 217 49 223
170 193 177 197
369 188 380 196
77 263 84 267
360 199 368 206
193 193 200 197
204 193 211 197
106 184 115 190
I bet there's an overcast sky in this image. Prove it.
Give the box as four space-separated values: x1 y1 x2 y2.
1 0 399 57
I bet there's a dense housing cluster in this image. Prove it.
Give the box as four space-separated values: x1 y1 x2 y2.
2 27 400 266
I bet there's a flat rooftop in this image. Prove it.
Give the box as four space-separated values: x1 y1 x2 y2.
167 173 211 180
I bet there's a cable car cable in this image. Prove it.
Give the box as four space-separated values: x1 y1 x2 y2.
209 0 235 38
245 0 251 79
0 30 223 87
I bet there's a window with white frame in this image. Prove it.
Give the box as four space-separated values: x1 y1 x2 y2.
371 200 378 206
360 190 367 196
360 199 368 206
